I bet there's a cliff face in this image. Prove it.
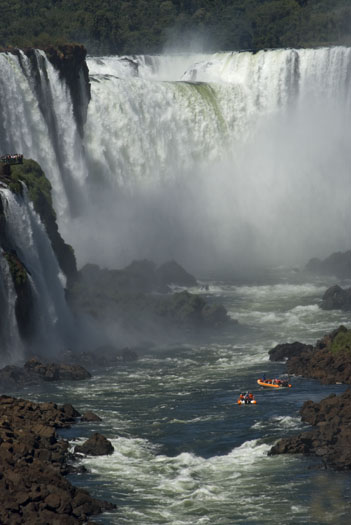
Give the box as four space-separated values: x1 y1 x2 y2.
7 44 90 138
43 44 91 137
7 159 78 285
270 389 351 470
0 159 77 349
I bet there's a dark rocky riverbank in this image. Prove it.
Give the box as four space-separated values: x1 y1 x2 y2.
270 388 351 470
305 250 351 279
320 285 351 311
269 326 351 385
0 395 115 524
0 358 91 390
269 326 351 469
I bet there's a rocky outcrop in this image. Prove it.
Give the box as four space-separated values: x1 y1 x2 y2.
269 341 313 361
77 259 197 295
10 44 91 137
81 412 102 422
0 359 91 390
305 250 351 279
1 160 77 285
274 326 351 385
320 285 351 311
0 395 115 523
13 160 77 285
3 249 35 341
24 358 91 381
156 260 197 289
270 388 351 470
68 260 230 343
74 433 114 456
44 44 91 137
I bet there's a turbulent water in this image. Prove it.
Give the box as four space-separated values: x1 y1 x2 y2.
1 46 351 521
7 271 351 524
1 47 351 272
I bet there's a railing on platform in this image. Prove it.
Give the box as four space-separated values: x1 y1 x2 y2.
0 154 23 165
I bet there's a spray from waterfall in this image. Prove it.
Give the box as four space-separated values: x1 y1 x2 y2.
67 47 351 275
1 47 351 278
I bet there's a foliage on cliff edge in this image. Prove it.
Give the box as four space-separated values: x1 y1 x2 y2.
0 0 351 55
9 160 77 285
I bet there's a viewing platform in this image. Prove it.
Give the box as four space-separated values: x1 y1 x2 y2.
1 154 23 165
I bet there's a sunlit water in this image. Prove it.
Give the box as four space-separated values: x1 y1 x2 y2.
8 270 351 524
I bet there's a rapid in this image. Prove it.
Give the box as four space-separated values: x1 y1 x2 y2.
9 270 351 524
1 46 351 522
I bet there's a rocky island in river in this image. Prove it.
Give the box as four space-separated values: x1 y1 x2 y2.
269 325 351 469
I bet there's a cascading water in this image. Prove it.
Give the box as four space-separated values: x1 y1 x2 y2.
75 47 351 272
0 255 23 363
1 45 351 524
0 46 351 273
0 186 76 361
0 50 87 219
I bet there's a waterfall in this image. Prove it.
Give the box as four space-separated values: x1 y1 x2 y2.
0 186 76 362
0 255 23 364
79 47 351 271
0 50 87 219
1 47 351 274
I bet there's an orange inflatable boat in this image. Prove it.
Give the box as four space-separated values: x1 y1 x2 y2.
257 379 291 388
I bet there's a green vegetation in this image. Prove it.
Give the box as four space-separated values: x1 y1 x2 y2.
0 0 351 55
6 159 77 285
4 251 28 286
10 159 53 214
330 329 351 354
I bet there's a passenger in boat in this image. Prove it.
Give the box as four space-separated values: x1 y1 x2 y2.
239 393 245 401
249 392 254 401
244 393 250 404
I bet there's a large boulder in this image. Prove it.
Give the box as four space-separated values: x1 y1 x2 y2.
282 326 351 384
0 359 91 390
156 260 197 288
321 285 351 311
0 395 115 523
305 250 351 279
270 389 351 470
24 358 91 381
74 433 114 456
269 341 313 361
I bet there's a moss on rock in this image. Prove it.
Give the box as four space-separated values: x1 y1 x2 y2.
3 251 28 286
330 328 351 354
9 159 77 285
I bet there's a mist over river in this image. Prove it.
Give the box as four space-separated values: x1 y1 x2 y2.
5 269 351 524
1 48 351 276
1 46 351 522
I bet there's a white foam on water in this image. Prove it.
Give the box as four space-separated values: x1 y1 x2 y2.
77 437 283 524
252 415 303 431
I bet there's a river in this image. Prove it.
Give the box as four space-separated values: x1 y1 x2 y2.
7 268 351 524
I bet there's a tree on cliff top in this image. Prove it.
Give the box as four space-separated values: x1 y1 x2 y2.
1 0 351 54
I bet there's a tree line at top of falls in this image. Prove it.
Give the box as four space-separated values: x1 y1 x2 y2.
0 0 351 56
